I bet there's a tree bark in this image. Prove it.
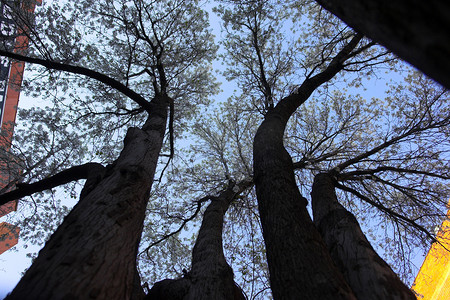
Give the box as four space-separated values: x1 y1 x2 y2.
253 115 355 300
311 173 416 300
252 35 364 299
131 267 146 300
185 181 248 300
314 0 450 89
5 96 169 300
146 180 250 300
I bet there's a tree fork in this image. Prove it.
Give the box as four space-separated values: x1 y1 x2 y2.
146 180 251 300
252 34 365 300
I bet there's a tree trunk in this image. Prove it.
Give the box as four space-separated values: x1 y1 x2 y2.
252 34 365 299
253 114 356 300
6 96 169 300
314 0 450 89
311 173 416 300
185 181 248 300
131 268 146 300
146 180 250 300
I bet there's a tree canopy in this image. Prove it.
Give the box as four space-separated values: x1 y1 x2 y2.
0 0 448 299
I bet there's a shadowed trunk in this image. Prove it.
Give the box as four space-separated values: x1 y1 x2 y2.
252 34 365 299
131 268 146 300
315 0 450 89
311 173 416 300
146 180 250 300
6 96 169 300
253 114 355 300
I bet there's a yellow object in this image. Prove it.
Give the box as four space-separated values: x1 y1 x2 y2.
412 206 450 299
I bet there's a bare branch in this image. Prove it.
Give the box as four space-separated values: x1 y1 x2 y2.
142 195 212 258
335 181 436 243
0 50 152 111
333 116 449 172
339 166 450 181
0 162 105 206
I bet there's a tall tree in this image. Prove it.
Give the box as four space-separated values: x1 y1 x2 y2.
217 0 447 298
251 34 363 299
1 0 217 298
306 79 450 295
288 71 450 275
145 179 251 300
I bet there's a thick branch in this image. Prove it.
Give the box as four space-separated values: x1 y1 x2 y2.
0 162 105 206
0 50 152 111
190 179 253 268
273 33 363 122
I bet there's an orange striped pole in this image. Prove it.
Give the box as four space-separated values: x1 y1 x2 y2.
0 0 41 255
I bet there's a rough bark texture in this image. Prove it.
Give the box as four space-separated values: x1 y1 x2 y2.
5 96 169 300
146 181 250 300
311 173 416 300
252 35 365 300
146 278 191 300
253 115 355 300
185 181 249 300
315 0 450 89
